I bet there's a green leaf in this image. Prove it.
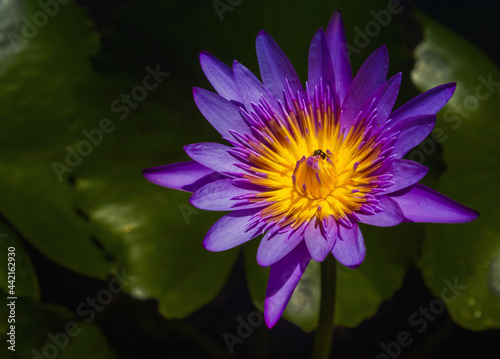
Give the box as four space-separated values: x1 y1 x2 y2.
0 0 241 318
0 293 116 359
0 0 112 278
412 11 500 330
70 67 239 318
244 225 421 331
0 217 38 299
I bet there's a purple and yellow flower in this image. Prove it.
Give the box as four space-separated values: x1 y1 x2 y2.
143 11 478 328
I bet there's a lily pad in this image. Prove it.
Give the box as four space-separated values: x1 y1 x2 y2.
0 0 241 319
0 0 112 278
412 11 500 330
70 54 240 318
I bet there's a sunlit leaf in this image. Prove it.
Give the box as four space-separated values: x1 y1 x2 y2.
0 0 112 278
412 11 500 330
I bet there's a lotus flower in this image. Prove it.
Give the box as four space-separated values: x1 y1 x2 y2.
143 10 478 328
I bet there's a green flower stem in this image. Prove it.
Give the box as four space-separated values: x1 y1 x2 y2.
311 255 337 359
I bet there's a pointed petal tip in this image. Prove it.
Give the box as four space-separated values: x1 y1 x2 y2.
183 142 202 155
447 82 457 94
264 310 278 328
445 81 457 89
255 30 270 47
142 166 163 182
202 233 216 252
264 284 290 329
456 207 479 223
437 81 457 97
188 193 201 209
142 167 160 185
199 51 217 66
199 50 211 60
314 27 326 36
469 209 480 222
371 44 389 62
202 230 228 252
328 8 344 26
256 253 270 267
379 44 389 57
256 29 269 38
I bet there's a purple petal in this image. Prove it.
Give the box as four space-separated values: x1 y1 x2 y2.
265 241 311 328
325 10 352 104
257 226 304 267
356 197 403 227
142 161 224 192
341 45 389 129
325 216 339 239
390 83 456 123
386 114 436 158
383 159 428 194
184 142 241 175
199 51 240 102
304 220 336 262
308 28 335 94
363 73 401 128
203 208 263 251
233 61 281 115
256 30 303 100
389 184 479 223
193 87 251 138
190 178 262 211
332 222 365 268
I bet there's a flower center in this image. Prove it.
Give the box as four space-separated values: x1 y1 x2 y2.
232 84 390 229
293 151 337 199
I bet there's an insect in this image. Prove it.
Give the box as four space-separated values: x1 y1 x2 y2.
312 149 329 160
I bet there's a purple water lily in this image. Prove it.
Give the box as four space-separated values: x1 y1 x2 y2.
143 10 478 328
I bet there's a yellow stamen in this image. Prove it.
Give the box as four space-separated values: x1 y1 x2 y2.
244 97 382 228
